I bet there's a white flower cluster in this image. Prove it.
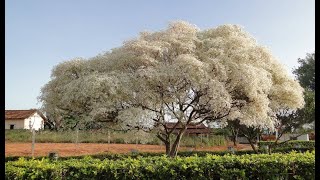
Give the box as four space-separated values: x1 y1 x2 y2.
39 21 304 130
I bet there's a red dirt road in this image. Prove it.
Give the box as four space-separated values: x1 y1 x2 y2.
5 143 252 157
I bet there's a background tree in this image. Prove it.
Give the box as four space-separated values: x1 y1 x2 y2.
225 119 262 153
293 53 315 91
293 52 315 128
255 53 315 154
268 53 315 152
39 21 304 157
226 119 240 147
238 125 262 153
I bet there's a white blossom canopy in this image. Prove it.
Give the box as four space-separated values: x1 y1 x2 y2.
39 21 304 130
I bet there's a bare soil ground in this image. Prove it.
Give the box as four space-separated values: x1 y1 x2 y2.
5 142 252 157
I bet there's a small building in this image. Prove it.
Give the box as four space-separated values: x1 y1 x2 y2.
238 133 310 144
165 122 212 136
279 133 309 141
5 109 46 130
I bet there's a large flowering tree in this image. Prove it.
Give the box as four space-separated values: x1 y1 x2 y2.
39 21 304 157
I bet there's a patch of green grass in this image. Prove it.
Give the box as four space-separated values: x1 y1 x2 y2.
5 129 226 146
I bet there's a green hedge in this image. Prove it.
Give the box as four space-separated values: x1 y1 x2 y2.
4 151 244 162
6 147 315 163
5 151 314 180
1 150 269 162
258 140 315 149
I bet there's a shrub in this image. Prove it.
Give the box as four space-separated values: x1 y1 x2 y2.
5 147 314 163
5 151 315 179
5 130 226 146
5 130 32 142
258 140 315 150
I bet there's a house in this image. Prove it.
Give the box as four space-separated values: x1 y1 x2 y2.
5 109 46 130
260 127 311 142
238 131 310 144
279 133 309 141
165 122 212 136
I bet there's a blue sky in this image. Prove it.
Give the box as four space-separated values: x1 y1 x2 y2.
5 0 314 109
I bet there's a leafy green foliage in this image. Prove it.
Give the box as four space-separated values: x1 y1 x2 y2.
6 147 315 163
291 52 315 131
296 91 315 126
293 53 315 91
258 140 315 149
5 130 225 147
6 151 315 179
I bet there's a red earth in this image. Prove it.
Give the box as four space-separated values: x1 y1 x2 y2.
5 142 252 157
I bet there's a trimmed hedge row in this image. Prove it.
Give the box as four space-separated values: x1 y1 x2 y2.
258 140 315 149
6 151 315 180
5 151 252 162
5 147 315 162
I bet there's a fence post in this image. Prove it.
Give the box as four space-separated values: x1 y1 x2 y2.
75 129 79 144
108 130 110 144
31 129 35 158
76 129 79 151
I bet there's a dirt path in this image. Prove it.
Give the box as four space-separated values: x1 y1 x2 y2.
5 142 252 157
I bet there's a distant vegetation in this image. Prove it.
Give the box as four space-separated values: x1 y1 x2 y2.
5 129 226 147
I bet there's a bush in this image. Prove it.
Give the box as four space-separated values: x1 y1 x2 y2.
258 140 315 150
5 130 32 142
6 147 315 163
5 151 315 179
5 130 226 147
179 135 225 147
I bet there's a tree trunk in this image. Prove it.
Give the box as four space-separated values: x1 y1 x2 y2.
248 139 258 154
268 144 272 155
231 128 239 147
156 134 171 156
169 128 186 157
165 141 171 155
232 131 238 147
233 136 237 147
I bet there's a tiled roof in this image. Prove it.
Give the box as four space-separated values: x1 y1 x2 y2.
5 109 46 120
165 122 207 129
164 122 211 134
171 128 212 134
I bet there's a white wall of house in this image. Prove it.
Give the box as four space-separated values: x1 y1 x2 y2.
237 136 250 144
5 120 25 129
5 112 44 130
279 133 309 141
297 134 309 141
24 112 44 130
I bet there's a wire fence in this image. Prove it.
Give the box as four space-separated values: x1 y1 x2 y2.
6 129 227 147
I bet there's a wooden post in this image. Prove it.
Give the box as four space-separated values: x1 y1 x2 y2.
76 129 79 151
76 129 79 145
108 130 110 144
75 129 79 144
31 129 35 157
193 134 196 149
